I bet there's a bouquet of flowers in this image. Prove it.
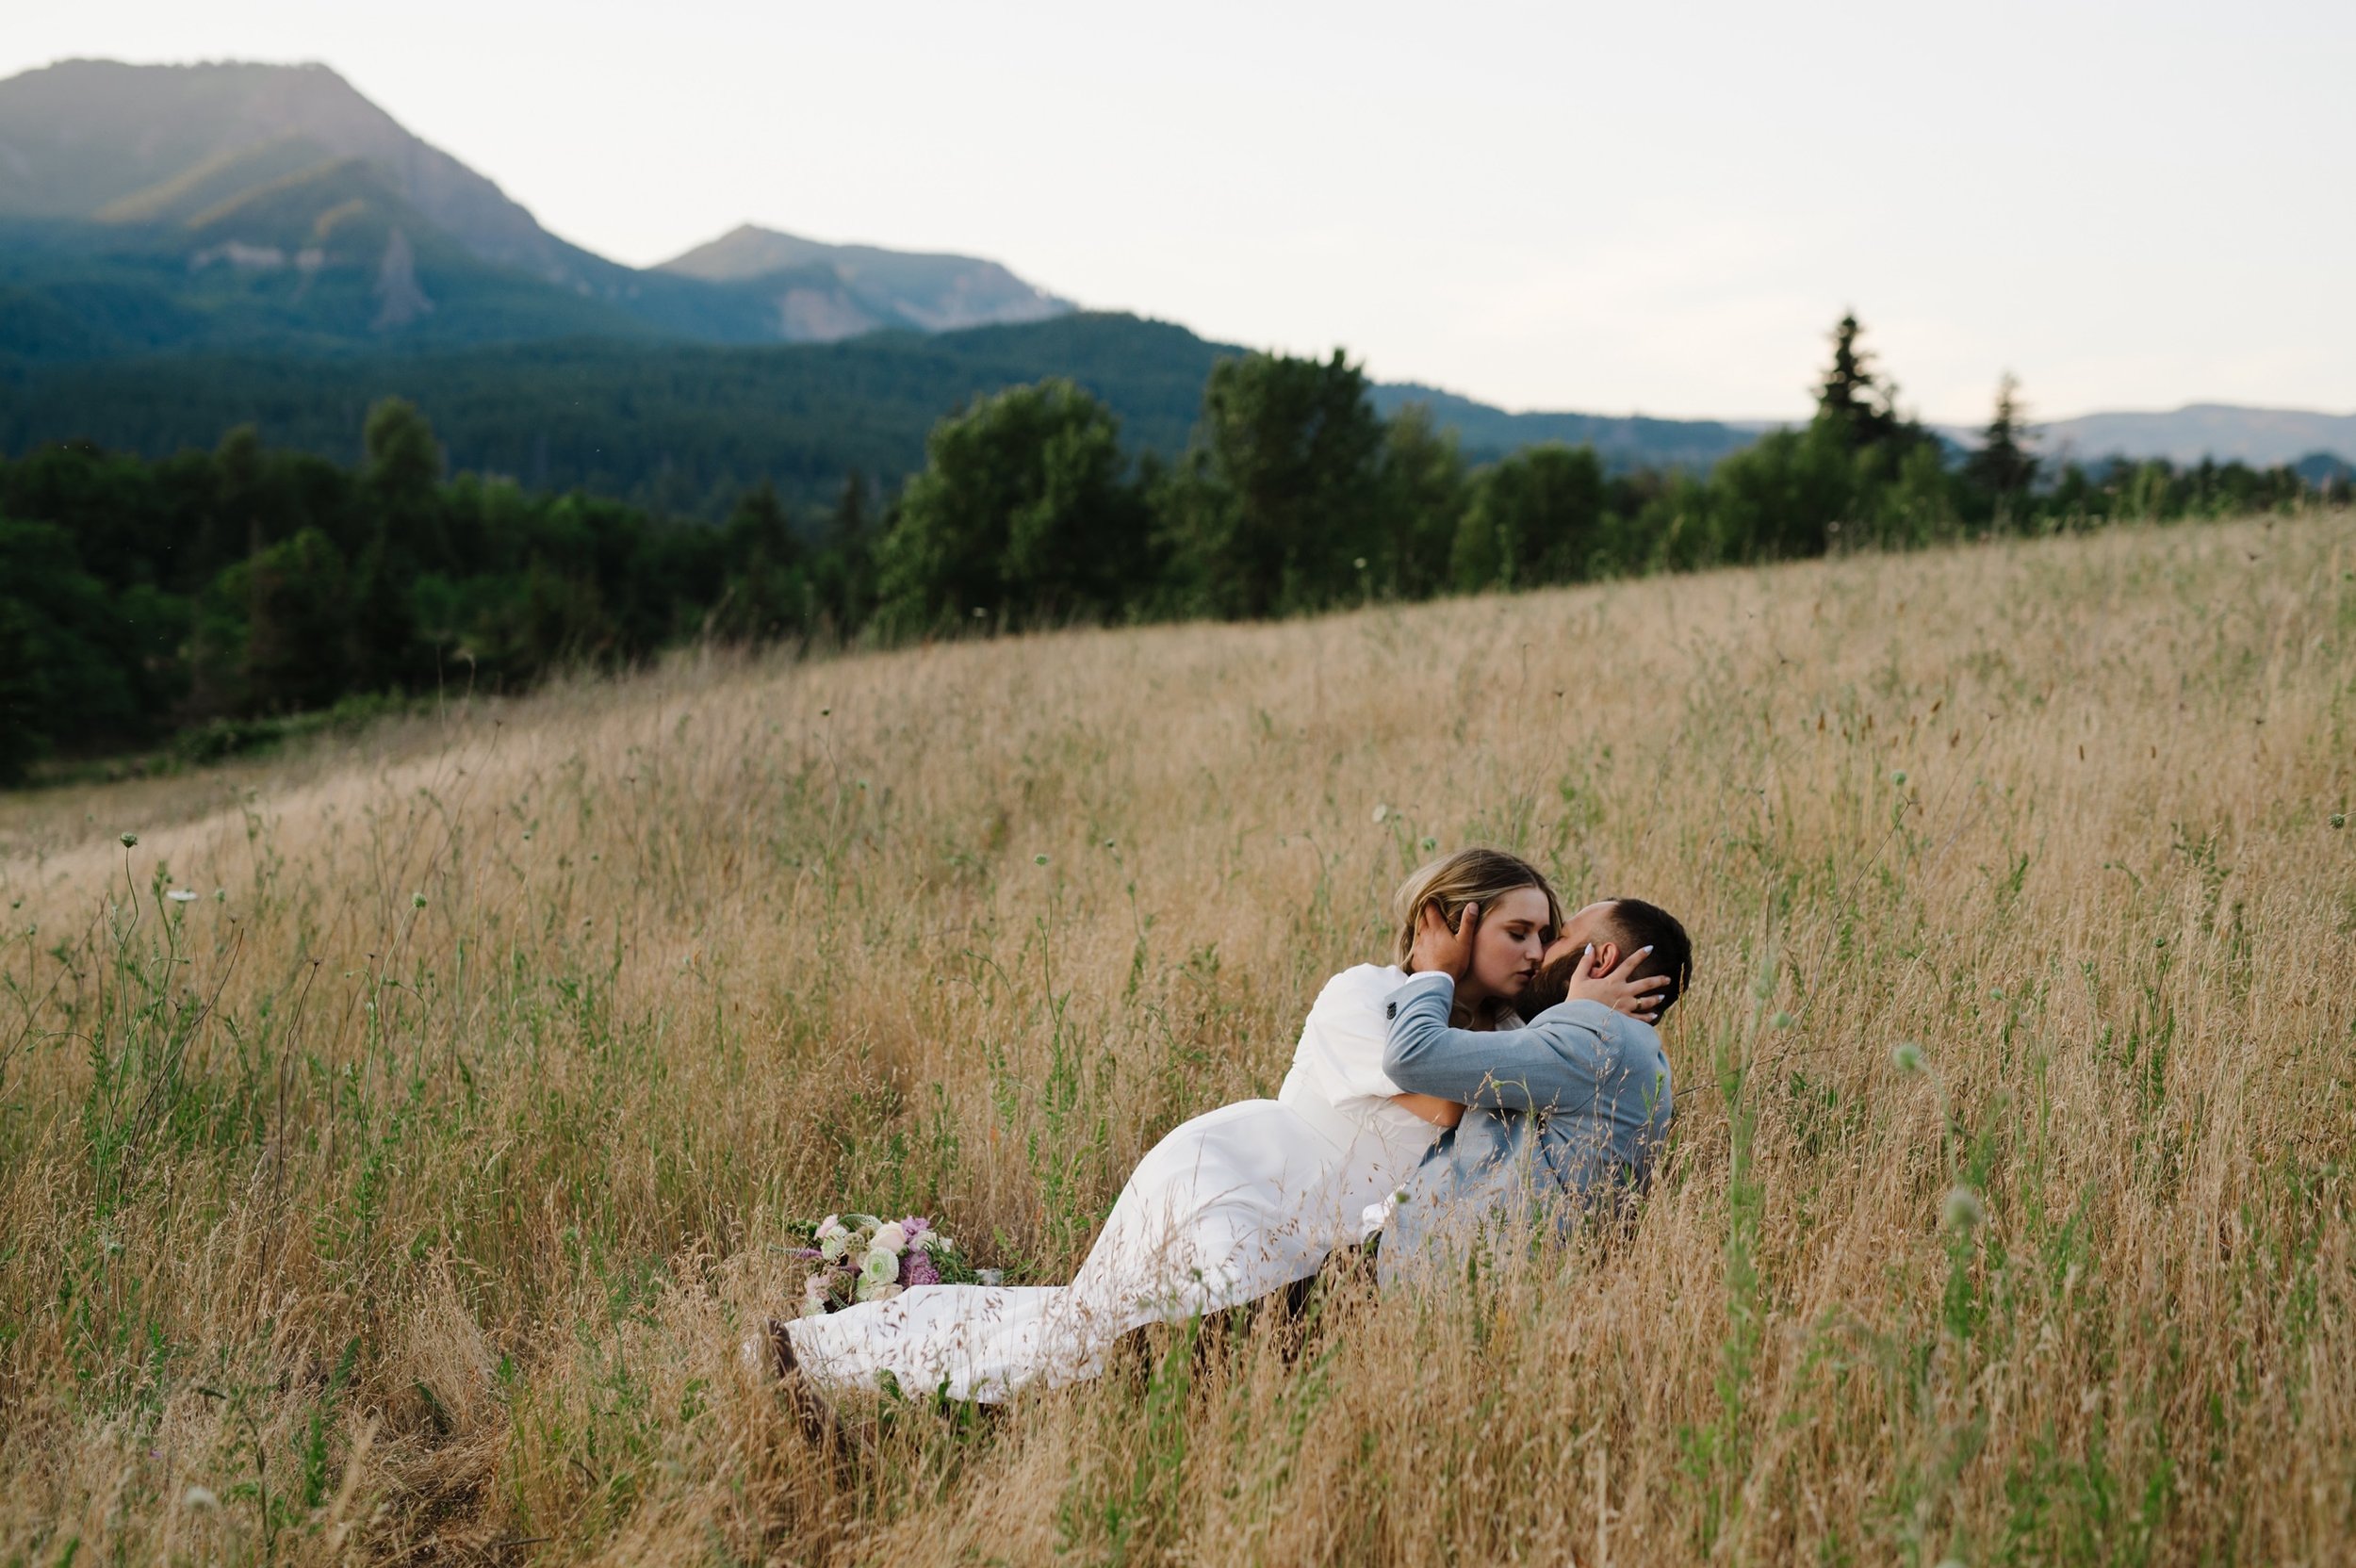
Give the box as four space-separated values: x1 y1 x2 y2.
790 1214 988 1315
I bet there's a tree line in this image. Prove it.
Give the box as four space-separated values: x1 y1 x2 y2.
875 314 2318 623
0 315 2328 782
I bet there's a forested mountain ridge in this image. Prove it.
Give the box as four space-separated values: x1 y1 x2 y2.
1367 382 1755 469
0 58 1074 355
0 314 1229 514
0 314 1784 516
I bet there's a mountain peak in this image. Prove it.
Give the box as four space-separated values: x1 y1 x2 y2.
0 59 1079 353
658 223 1071 339
0 57 589 285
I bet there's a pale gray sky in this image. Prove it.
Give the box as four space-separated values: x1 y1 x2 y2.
6 0 2351 422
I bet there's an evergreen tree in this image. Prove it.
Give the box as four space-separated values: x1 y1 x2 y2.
812 470 879 635
1813 313 1907 451
712 482 810 642
725 482 798 564
1964 372 2038 518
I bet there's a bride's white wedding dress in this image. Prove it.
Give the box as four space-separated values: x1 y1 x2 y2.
783 963 1438 1401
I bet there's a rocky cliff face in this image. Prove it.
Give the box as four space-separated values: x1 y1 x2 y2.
372 228 434 331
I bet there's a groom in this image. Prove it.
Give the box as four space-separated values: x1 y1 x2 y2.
1364 896 1690 1283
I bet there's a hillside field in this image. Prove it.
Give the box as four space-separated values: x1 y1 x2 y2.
2 513 2352 1564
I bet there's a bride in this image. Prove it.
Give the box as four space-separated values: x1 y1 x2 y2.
763 847 1562 1403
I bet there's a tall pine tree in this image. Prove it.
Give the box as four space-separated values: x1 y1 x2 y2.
1813 313 1908 451
1965 372 2038 515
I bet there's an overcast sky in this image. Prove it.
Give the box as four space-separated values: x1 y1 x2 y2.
6 0 2351 422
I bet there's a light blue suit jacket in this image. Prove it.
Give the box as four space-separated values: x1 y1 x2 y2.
1374 972 1674 1282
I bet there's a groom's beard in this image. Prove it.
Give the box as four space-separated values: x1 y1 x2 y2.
1519 951 1586 1016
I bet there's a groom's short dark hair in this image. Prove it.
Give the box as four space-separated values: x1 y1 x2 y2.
1600 898 1693 1018
1524 897 1694 1019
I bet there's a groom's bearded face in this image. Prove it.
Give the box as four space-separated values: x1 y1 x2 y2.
1519 901 1621 1014
1519 949 1588 1015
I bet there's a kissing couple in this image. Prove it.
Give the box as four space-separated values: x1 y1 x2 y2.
761 846 1692 1404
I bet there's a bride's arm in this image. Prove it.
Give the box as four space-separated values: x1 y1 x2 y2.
1391 1091 1464 1129
1293 966 1463 1127
1297 965 1423 1099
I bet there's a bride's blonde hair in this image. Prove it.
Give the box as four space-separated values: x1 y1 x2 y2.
1389 846 1563 969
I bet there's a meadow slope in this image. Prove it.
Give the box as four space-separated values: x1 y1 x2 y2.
3 513 2352 1565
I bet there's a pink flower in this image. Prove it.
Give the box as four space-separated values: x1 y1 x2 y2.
901 1250 941 1287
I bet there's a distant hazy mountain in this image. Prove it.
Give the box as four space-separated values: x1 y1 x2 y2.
659 224 1071 342
0 58 1072 355
15 61 2337 498
2032 404 2356 468
1371 383 1755 471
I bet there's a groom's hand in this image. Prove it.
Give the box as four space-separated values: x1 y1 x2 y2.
1410 900 1480 982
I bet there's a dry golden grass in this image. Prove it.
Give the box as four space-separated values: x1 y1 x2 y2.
3 512 2352 1566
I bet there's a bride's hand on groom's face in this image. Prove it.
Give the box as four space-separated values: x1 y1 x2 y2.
1411 900 1480 981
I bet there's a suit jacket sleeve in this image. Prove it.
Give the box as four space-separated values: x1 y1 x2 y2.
1381 973 1623 1111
